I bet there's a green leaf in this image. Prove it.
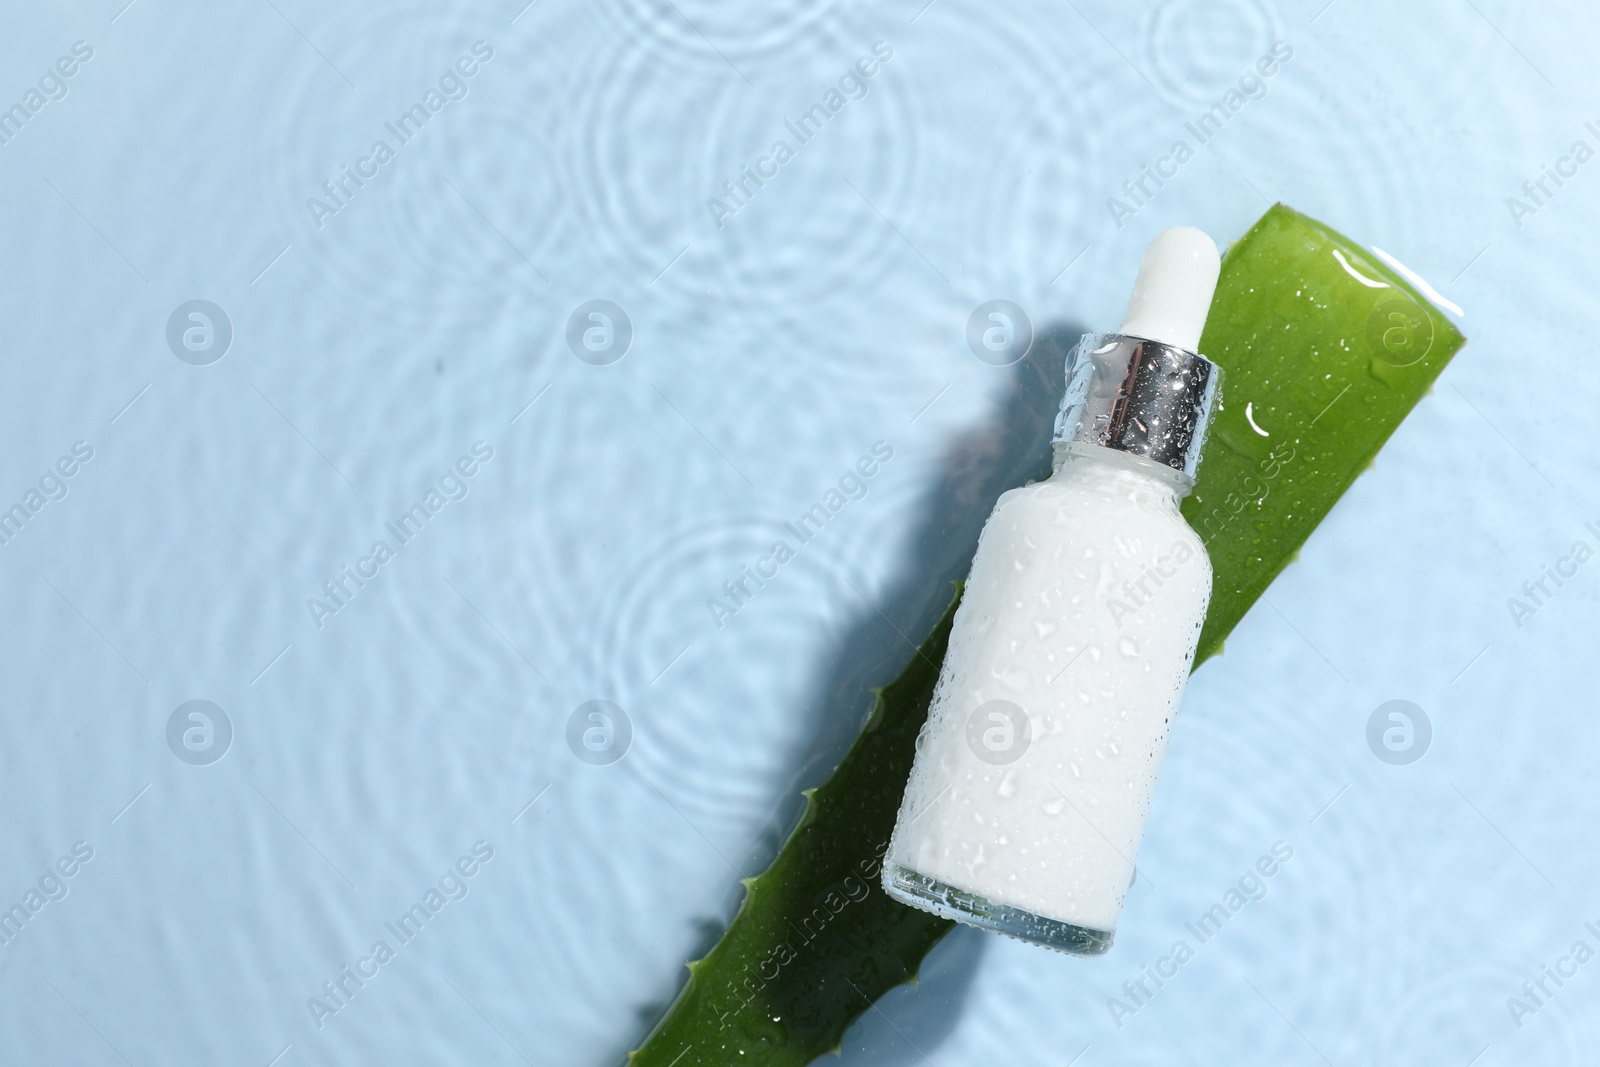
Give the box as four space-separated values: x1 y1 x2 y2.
629 204 1464 1066
1184 204 1465 665
629 588 960 1067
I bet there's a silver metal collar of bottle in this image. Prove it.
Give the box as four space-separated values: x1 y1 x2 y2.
1051 332 1223 481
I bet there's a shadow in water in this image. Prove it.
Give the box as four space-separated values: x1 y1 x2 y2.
779 319 1083 1062
835 923 990 1065
626 321 1082 1060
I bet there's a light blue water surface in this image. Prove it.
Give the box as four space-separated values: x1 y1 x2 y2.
1 0 1596 1063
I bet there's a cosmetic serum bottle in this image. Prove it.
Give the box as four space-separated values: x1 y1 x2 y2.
883 227 1224 955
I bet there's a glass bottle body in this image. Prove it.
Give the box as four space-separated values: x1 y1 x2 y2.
883 445 1211 954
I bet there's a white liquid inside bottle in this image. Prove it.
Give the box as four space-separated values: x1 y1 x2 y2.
883 228 1223 954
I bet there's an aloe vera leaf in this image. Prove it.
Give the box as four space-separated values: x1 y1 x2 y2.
629 203 1465 1066
1184 203 1465 666
629 588 960 1067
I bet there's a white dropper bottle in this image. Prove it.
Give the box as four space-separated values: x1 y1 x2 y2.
883 228 1223 954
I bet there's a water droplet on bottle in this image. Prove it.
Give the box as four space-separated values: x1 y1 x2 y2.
1119 637 1140 657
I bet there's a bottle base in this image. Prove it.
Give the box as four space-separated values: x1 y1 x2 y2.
883 861 1114 957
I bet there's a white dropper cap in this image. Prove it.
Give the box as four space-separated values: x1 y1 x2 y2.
1118 226 1220 353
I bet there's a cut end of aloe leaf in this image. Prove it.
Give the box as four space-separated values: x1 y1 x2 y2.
1186 203 1465 668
